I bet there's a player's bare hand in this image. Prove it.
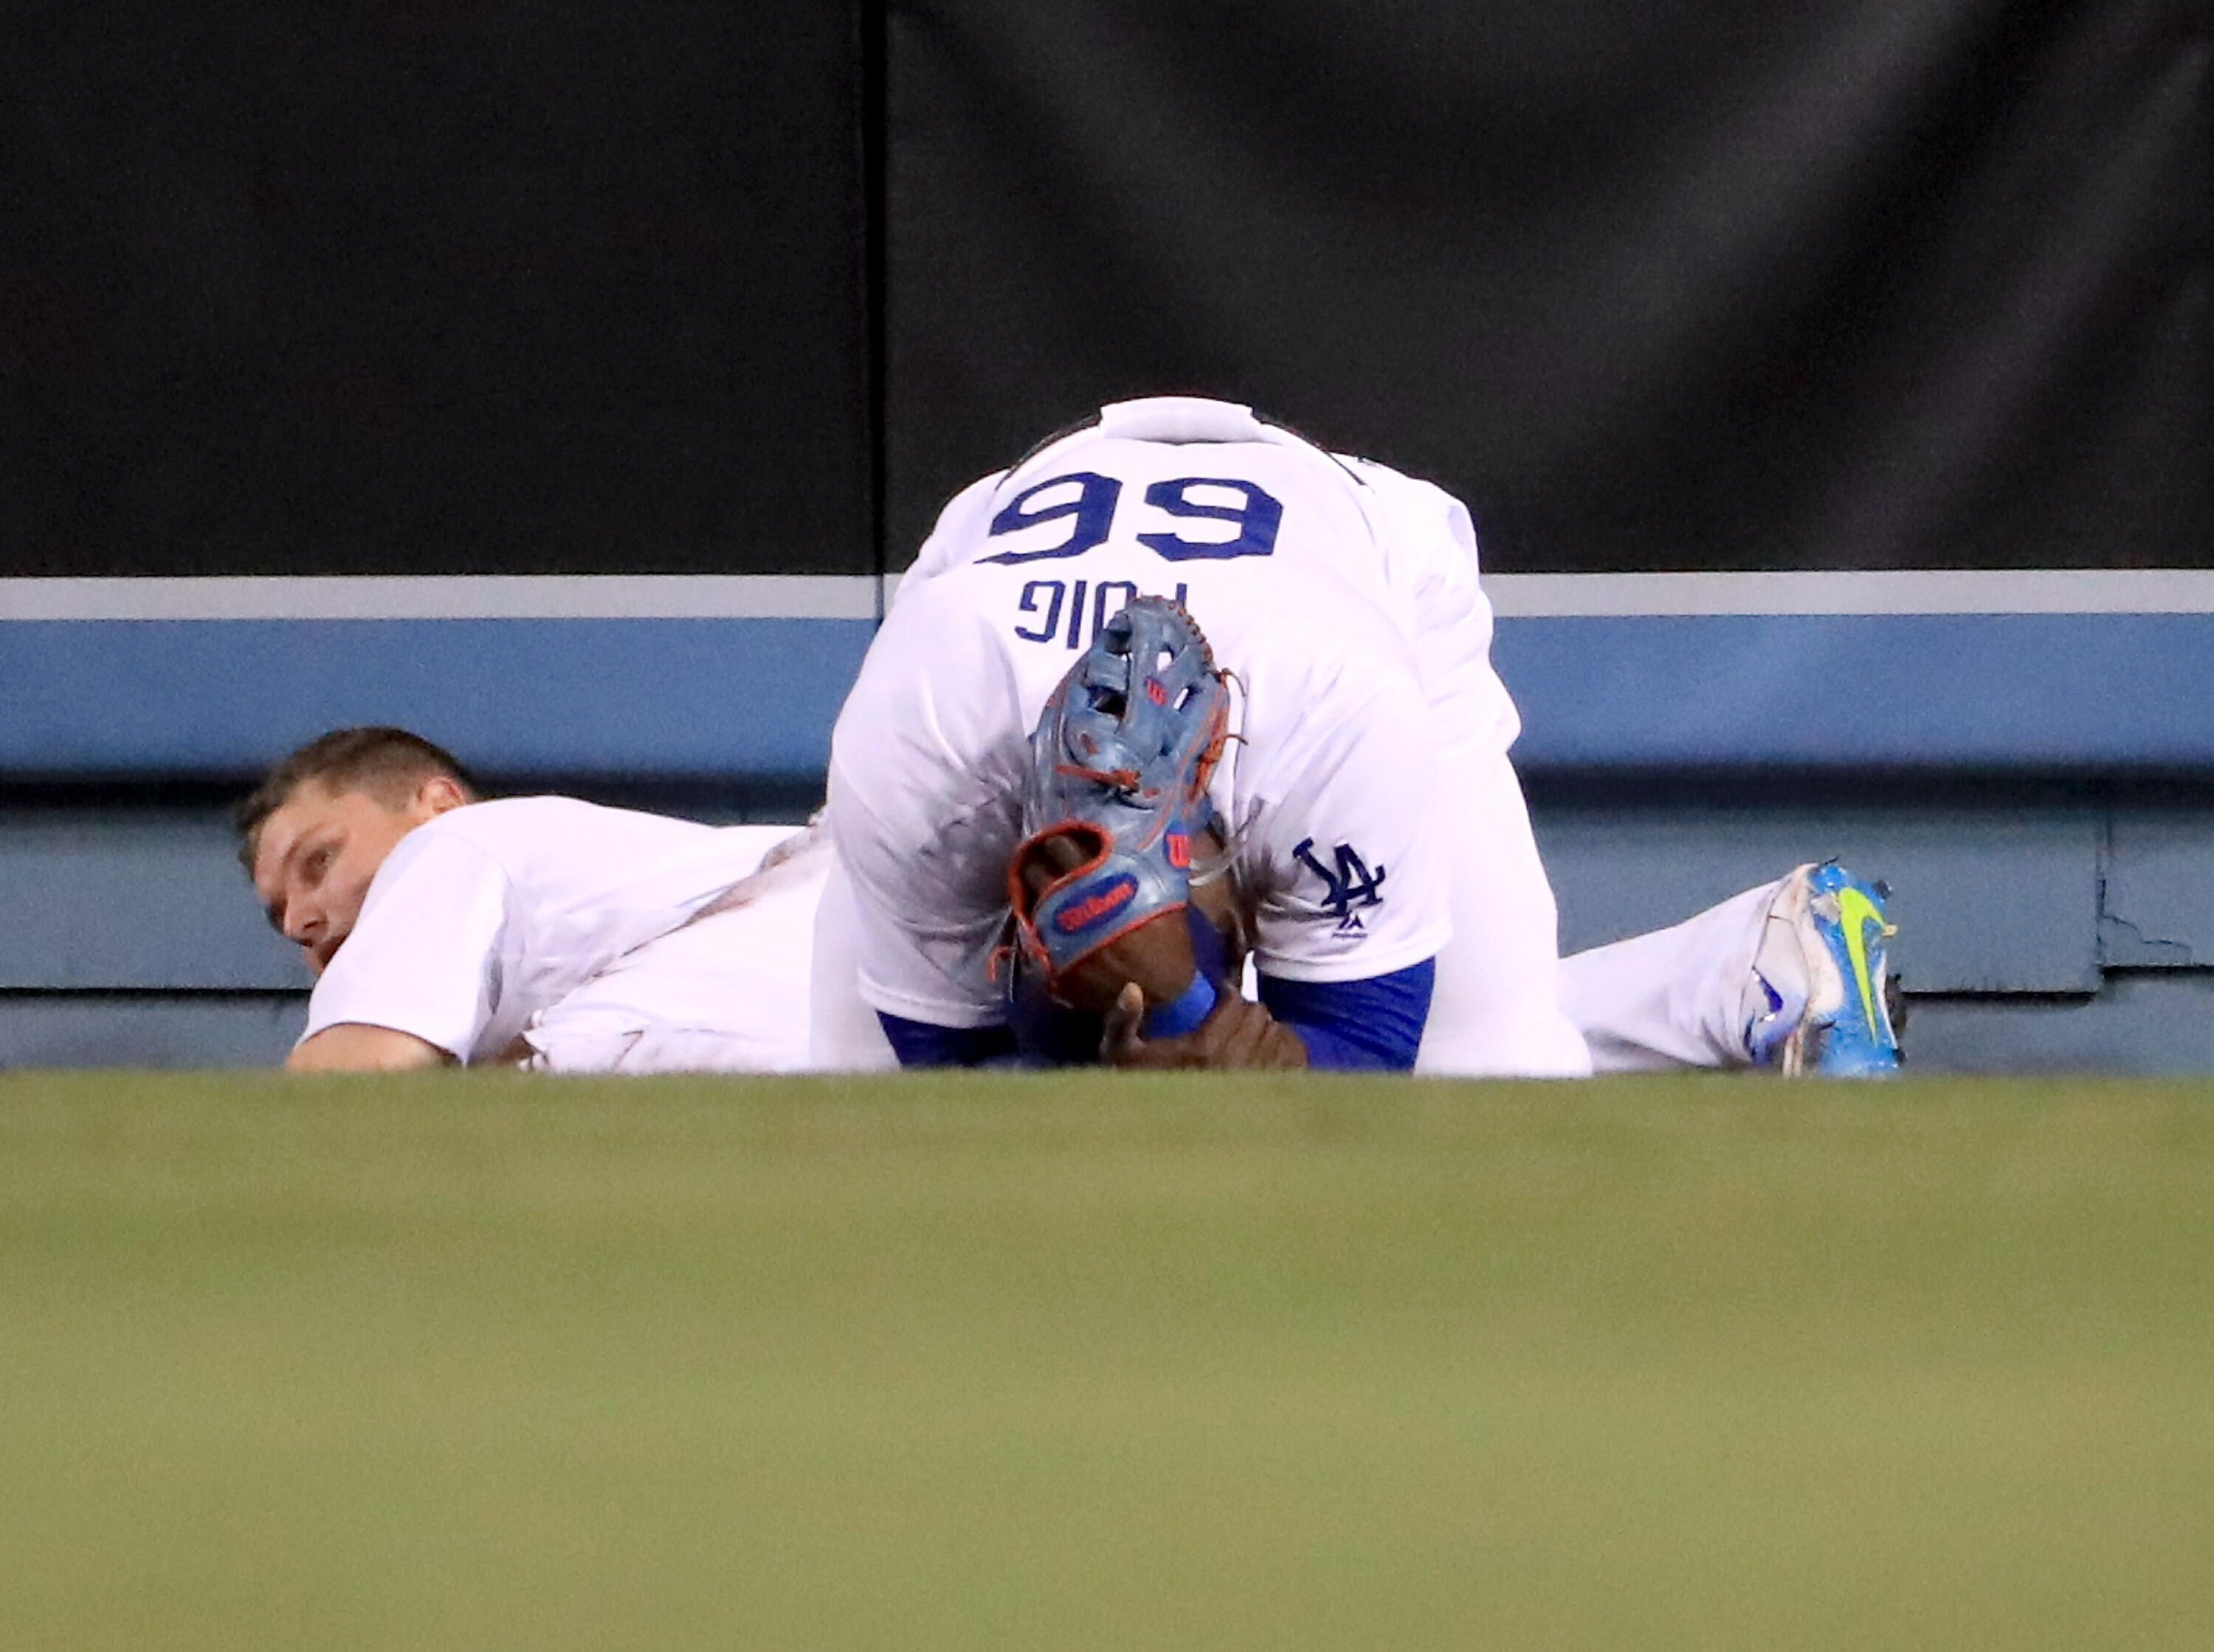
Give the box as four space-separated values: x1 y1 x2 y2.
1101 982 1309 1071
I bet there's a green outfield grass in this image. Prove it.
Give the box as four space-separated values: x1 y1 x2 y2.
3 1072 2210 1650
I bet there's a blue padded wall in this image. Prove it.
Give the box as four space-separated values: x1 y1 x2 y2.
6 604 2214 774
5 580 2213 1070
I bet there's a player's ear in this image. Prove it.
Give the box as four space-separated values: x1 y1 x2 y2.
413 773 470 818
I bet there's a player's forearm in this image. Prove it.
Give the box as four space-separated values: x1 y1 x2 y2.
286 1023 455 1072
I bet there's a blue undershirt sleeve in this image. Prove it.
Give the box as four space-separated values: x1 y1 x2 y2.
876 1012 1018 1068
1258 958 1435 1071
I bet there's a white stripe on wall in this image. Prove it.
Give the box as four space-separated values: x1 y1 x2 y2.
1482 569 2214 617
0 575 883 621
4 569 2213 621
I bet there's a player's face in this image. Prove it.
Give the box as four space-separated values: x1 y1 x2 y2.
250 779 455 976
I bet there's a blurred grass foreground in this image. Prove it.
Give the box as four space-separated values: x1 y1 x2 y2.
4 1071 2210 1650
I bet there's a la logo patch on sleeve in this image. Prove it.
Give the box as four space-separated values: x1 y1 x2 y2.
1292 838 1387 934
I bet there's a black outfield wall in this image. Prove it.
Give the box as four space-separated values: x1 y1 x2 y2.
2 0 871 576
4 0 2205 578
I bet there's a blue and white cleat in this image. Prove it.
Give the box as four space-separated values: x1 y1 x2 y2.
1743 862 1902 1077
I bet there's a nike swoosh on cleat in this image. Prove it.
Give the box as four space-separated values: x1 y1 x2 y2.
1833 885 1889 1040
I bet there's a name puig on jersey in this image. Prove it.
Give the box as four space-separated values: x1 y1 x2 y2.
1010 579 1192 651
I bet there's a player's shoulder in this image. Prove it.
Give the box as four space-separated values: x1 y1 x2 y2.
371 796 586 884
419 795 607 842
1325 454 1484 595
875 552 1023 643
412 795 713 865
902 470 1014 588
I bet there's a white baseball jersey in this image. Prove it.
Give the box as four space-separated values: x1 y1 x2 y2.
301 797 812 1067
827 395 1548 1045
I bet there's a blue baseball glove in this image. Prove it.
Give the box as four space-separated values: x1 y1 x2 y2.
1007 595 1230 1009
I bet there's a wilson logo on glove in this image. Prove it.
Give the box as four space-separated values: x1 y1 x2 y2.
1054 875 1139 933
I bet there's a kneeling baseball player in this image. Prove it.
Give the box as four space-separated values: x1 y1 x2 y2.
816 395 1899 1076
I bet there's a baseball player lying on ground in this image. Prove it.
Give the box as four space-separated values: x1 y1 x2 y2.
241 727 828 1074
815 395 1899 1077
